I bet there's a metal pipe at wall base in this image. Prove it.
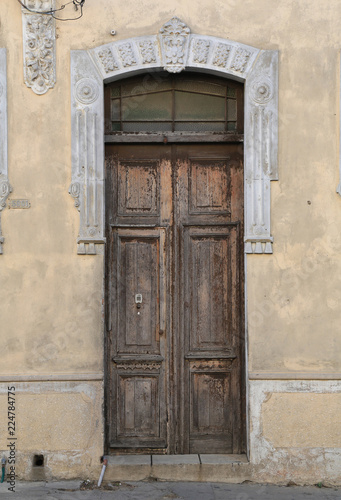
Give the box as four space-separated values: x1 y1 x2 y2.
98 456 108 487
1 457 6 483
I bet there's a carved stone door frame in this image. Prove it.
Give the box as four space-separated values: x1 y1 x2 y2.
70 17 279 256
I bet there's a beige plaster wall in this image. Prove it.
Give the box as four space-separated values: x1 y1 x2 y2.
262 393 341 448
250 381 341 484
0 0 340 377
0 0 341 481
0 382 103 480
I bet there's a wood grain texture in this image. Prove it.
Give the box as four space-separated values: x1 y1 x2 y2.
106 142 244 454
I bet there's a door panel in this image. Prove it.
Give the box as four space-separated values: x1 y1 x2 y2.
187 232 231 350
118 160 159 216
106 143 244 454
190 368 232 453
181 224 241 453
189 159 230 215
174 144 244 454
117 235 159 352
118 375 159 436
183 226 238 353
109 227 167 449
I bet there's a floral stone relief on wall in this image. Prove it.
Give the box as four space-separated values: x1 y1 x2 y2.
21 0 56 95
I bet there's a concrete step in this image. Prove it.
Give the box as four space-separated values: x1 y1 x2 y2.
105 454 250 482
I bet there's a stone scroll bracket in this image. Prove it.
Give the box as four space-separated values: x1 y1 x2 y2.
70 18 279 255
0 49 10 255
21 0 56 95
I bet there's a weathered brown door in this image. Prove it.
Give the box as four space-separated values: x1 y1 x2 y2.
106 142 244 454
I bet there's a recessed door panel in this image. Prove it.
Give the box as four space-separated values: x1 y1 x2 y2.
118 160 159 216
118 374 160 437
189 364 233 453
109 225 167 449
117 235 160 352
186 231 231 351
189 160 230 215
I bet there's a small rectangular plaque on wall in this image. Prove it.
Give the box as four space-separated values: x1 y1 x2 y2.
8 199 31 209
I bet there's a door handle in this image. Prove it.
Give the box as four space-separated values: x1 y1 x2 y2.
135 293 142 309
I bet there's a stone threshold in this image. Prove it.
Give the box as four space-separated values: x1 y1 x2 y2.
106 454 250 483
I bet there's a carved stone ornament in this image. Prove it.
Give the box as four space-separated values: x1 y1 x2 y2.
250 78 273 104
159 17 191 73
72 21 278 255
192 39 211 64
0 181 12 209
21 0 56 95
118 43 137 67
212 43 231 68
97 48 118 73
230 48 251 73
139 40 157 64
69 181 81 209
75 78 99 105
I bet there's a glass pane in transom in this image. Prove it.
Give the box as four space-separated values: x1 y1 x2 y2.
106 72 242 134
175 91 225 121
122 92 172 121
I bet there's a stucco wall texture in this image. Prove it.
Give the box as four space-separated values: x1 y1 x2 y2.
0 0 341 483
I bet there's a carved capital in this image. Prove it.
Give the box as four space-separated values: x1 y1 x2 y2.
22 0 56 95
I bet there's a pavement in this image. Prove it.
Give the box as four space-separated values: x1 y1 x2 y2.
0 480 340 499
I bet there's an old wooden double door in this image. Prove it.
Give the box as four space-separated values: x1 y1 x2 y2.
106 142 244 454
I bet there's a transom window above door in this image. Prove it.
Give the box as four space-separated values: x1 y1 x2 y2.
105 73 243 134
